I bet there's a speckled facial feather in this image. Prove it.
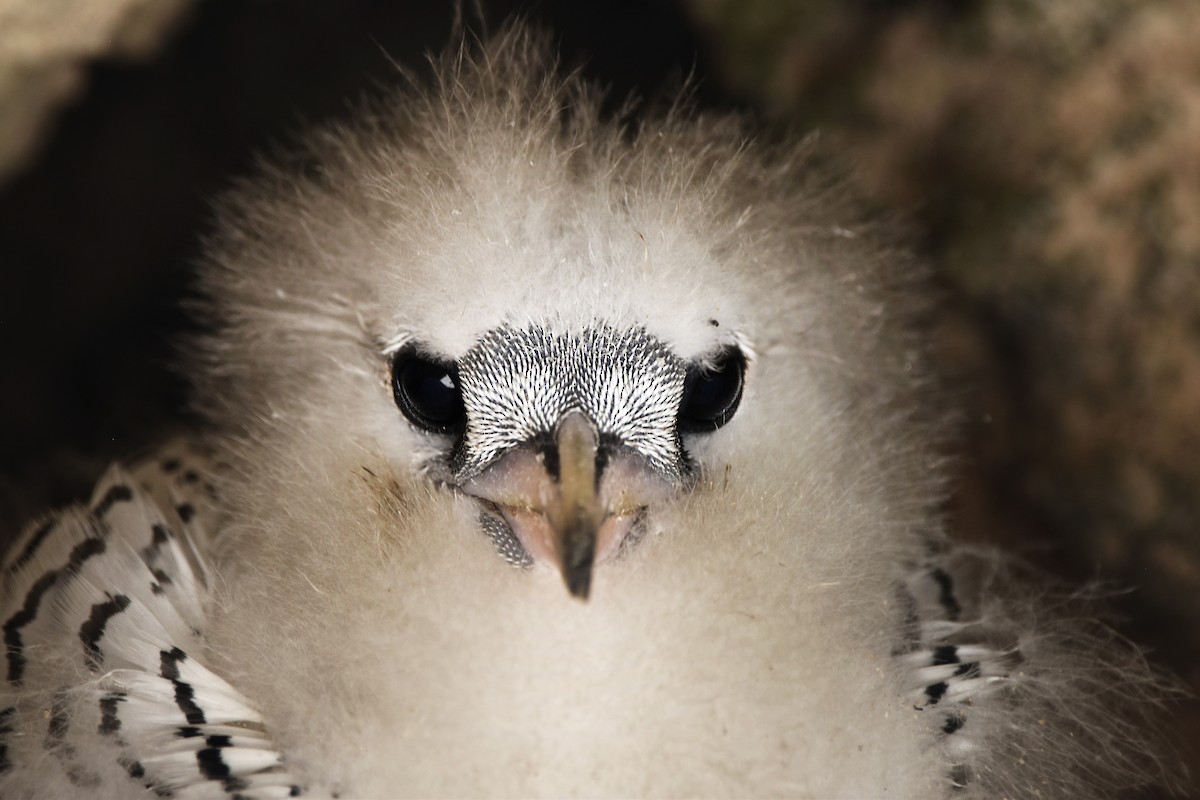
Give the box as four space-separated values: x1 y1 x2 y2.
452 324 689 481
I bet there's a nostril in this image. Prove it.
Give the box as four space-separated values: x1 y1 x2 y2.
535 439 560 482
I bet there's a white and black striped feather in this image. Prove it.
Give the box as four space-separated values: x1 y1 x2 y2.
0 452 303 799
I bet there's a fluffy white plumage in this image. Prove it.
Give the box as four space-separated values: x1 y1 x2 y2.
0 25 1179 799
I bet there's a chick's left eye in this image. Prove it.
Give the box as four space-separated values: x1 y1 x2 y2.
391 350 465 434
678 348 746 433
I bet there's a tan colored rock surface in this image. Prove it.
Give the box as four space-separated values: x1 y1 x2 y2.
0 0 193 181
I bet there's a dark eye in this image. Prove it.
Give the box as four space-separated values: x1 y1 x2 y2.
677 348 746 433
391 349 466 434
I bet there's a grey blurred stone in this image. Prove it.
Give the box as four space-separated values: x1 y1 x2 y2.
0 0 195 181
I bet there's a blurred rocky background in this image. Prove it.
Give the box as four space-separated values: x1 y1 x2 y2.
1 0 1196 790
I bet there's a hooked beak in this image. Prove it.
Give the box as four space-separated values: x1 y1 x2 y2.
549 409 604 598
461 410 674 600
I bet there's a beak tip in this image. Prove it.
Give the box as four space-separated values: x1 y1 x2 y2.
559 518 596 601
563 564 593 601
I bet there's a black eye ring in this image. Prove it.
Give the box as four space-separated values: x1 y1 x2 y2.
677 347 746 433
390 347 466 435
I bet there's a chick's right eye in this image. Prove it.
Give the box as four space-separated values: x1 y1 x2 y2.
391 351 466 434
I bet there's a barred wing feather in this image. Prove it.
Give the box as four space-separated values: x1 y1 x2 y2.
0 460 305 800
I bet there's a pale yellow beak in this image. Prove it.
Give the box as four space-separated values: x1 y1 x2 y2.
461 410 673 599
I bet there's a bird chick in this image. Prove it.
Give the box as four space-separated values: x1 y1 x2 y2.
0 24 1181 800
